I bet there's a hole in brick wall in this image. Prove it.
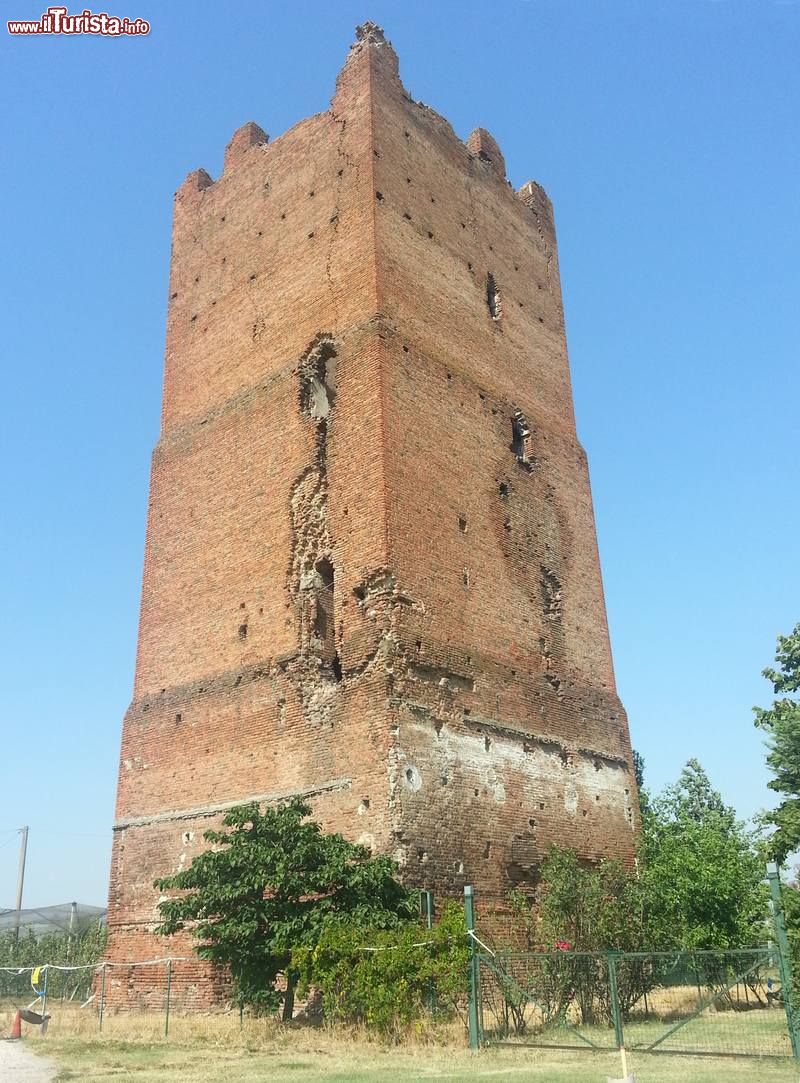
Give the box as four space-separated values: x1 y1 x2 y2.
299 338 336 419
541 566 563 622
486 272 501 320
403 212 412 221
190 314 197 322
332 653 343 682
484 735 491 752
182 831 193 846
280 212 286 219
249 273 257 281
406 176 411 183
467 261 473 271
240 601 246 609
194 275 200 283
175 713 182 723
447 373 452 381
353 584 366 602
474 788 480 797
238 624 248 639
309 190 315 197
499 482 509 498
337 168 344 177
222 257 227 264
434 719 443 736
375 190 384 201
463 569 471 587
430 196 435 203
538 316 544 323
512 410 534 466
539 801 545 810
308 231 315 239
427 231 434 239
257 230 263 237
458 516 467 533
461 222 466 229
404 129 410 137
170 292 178 300
484 841 491 858
402 345 409 353
221 215 226 222
529 818 536 828
489 244 494 251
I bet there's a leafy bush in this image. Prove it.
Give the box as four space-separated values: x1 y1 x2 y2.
293 901 469 1035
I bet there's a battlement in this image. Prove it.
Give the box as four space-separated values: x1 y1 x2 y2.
174 24 549 234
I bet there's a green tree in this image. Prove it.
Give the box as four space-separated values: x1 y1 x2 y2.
535 848 647 953
640 759 767 949
154 798 416 1017
754 623 800 864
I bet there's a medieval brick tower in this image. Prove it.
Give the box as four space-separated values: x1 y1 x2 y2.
107 23 637 981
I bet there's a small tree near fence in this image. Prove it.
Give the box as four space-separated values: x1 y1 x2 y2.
154 798 416 1017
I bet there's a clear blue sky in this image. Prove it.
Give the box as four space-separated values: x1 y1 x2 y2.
1 0 797 908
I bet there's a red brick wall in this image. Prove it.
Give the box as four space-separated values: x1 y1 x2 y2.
106 23 638 992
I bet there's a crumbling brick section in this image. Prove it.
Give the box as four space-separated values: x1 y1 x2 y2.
105 21 639 1007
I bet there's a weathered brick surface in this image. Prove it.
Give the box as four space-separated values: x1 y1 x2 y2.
106 23 638 1004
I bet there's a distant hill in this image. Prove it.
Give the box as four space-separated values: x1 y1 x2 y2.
0 903 106 937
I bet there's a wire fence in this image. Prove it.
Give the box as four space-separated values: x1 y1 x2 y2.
2 870 799 1067
474 947 793 1059
0 959 250 1042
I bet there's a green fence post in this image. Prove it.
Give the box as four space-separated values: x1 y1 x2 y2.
767 861 800 1061
165 958 172 1039
607 952 624 1051
464 885 480 1051
421 890 436 1014
99 965 106 1033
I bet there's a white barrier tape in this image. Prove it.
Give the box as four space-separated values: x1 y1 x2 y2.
0 956 197 974
467 929 496 956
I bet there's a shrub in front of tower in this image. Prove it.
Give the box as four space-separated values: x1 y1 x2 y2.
292 901 469 1036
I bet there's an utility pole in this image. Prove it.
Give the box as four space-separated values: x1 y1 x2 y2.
14 826 28 943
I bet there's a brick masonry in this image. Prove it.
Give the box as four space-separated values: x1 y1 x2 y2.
106 22 638 1005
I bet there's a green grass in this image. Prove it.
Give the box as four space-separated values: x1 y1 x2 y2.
38 1036 800 1083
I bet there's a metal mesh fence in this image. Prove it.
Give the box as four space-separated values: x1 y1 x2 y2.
476 948 793 1059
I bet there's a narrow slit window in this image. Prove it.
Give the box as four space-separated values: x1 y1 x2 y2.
486 272 501 320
